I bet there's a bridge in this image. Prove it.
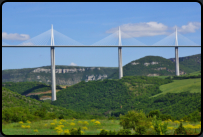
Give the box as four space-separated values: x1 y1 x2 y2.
2 24 201 101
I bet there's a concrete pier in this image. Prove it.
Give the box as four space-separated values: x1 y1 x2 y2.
175 27 179 76
118 47 123 79
51 46 56 101
118 26 123 79
175 47 179 76
51 24 56 101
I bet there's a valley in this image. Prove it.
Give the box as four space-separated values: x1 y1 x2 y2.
2 53 201 135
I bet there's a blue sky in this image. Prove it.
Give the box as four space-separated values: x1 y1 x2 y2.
2 2 201 70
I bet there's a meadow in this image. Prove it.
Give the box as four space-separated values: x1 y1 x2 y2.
2 118 201 135
150 78 201 98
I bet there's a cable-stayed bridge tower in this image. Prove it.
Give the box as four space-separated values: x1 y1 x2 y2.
118 26 123 79
51 24 56 101
175 27 179 76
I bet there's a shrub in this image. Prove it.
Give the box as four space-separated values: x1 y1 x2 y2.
108 116 115 120
119 110 151 131
160 114 172 121
152 115 168 135
135 125 146 135
182 110 201 122
48 112 57 119
173 122 187 135
147 110 161 119
34 107 46 118
58 114 64 119
70 127 82 135
99 129 108 135
2 107 38 123
108 130 117 135
117 129 132 135
98 129 131 135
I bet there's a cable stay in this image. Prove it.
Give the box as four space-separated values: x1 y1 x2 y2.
152 32 200 46
91 30 119 46
53 29 84 46
18 29 51 46
120 31 147 46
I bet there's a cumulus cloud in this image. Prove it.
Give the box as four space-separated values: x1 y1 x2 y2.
176 22 201 33
106 22 169 38
20 42 34 46
2 32 30 41
106 21 201 38
69 62 77 66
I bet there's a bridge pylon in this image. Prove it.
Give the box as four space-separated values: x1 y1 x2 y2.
118 26 123 79
175 26 179 76
51 24 56 101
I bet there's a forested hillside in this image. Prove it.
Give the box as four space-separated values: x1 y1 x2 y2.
169 53 201 72
108 56 197 79
51 76 201 119
2 87 104 123
108 54 201 79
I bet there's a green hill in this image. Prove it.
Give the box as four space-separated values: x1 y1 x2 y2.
108 54 201 79
2 87 104 123
50 76 201 119
150 78 201 98
169 53 201 72
108 56 192 79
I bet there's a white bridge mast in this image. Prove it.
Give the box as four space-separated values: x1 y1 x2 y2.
118 26 123 79
175 26 179 76
51 24 56 101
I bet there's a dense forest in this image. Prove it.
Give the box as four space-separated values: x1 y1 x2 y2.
2 73 201 121
50 76 200 120
169 53 201 72
2 87 105 123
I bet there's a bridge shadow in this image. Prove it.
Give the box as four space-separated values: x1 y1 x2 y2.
21 84 50 95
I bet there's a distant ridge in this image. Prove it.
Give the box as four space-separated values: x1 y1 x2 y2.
108 54 201 79
2 54 201 84
2 66 117 85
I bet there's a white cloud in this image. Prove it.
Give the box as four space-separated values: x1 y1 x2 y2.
106 21 201 38
106 22 169 38
20 42 34 46
2 32 30 41
177 22 201 33
69 62 77 66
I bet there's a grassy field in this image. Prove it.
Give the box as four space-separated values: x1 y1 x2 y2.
184 71 201 76
2 119 201 135
151 76 169 79
150 78 201 98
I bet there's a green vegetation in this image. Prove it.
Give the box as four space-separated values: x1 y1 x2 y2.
2 87 105 124
2 81 62 95
2 53 201 135
50 75 200 120
2 74 201 121
2 54 201 86
178 54 201 72
2 110 201 135
150 78 201 98
51 76 172 116
108 55 200 79
110 54 201 79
